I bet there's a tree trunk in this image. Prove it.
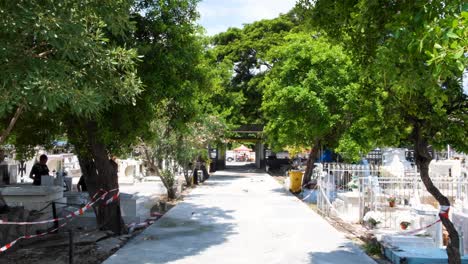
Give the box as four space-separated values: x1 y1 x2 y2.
302 140 320 186
71 121 126 234
84 122 126 234
183 163 192 187
414 126 460 264
166 186 176 200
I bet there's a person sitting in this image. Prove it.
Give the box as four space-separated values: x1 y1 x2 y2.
29 154 49 186
77 175 87 192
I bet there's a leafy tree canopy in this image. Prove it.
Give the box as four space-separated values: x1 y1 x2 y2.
261 32 359 154
0 0 141 118
302 0 467 154
302 1 467 261
210 13 301 125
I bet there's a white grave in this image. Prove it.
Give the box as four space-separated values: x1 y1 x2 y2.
0 185 65 212
429 159 462 178
381 148 412 178
332 192 360 222
117 159 142 184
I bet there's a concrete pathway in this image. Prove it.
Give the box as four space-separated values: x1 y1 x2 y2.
104 167 376 264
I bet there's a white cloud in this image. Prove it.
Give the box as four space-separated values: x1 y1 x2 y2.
198 0 297 36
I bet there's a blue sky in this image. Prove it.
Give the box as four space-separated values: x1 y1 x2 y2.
197 0 297 36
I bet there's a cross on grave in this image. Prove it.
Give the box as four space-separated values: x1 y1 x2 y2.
18 161 26 183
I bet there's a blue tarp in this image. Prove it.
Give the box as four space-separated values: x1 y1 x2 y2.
319 149 333 162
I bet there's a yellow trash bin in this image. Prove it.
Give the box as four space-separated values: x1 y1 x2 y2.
289 170 303 193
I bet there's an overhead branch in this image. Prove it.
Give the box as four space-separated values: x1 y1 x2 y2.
0 104 25 145
32 50 54 59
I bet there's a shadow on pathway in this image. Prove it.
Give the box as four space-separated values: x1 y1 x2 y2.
105 202 237 264
104 166 376 264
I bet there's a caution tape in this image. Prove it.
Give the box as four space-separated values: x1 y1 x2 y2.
301 186 318 201
0 189 118 225
317 186 343 217
127 212 164 233
0 219 70 252
397 206 450 236
0 188 120 253
397 219 442 236
439 205 450 219
105 191 120 206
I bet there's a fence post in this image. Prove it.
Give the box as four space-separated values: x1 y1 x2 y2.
318 172 322 215
457 176 462 200
69 229 74 264
52 202 59 232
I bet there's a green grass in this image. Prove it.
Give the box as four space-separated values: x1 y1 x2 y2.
362 242 382 257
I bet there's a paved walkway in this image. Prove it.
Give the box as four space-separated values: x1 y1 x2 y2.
104 166 376 264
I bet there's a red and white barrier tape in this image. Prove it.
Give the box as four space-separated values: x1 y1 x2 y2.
127 212 163 232
439 205 450 219
64 191 110 219
0 189 120 253
105 191 120 206
397 206 450 236
397 219 442 236
0 220 70 252
0 189 118 225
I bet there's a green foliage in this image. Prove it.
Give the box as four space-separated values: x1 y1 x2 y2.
160 169 176 190
419 4 468 79
1 0 217 168
67 0 209 160
95 0 206 154
210 13 300 125
306 0 468 154
0 1 144 158
140 105 225 188
0 1 141 118
362 242 382 257
262 32 359 152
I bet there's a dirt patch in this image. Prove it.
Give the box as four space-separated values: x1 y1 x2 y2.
0 231 130 264
0 184 196 264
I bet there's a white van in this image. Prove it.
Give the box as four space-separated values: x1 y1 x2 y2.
226 150 235 162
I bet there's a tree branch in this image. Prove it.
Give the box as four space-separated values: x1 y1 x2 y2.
0 104 25 145
32 50 54 59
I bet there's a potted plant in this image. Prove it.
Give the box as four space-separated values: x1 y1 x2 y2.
363 211 383 229
347 178 359 192
400 221 411 230
367 217 381 229
387 196 396 207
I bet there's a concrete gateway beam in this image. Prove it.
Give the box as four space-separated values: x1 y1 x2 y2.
231 124 264 134
227 124 265 169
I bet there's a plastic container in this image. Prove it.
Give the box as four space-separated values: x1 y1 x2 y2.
289 170 303 193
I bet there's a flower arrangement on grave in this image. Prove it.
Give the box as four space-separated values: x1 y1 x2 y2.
396 213 414 231
347 177 359 192
400 221 411 230
387 195 396 207
363 211 383 229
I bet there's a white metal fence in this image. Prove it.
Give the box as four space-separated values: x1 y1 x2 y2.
316 163 468 224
